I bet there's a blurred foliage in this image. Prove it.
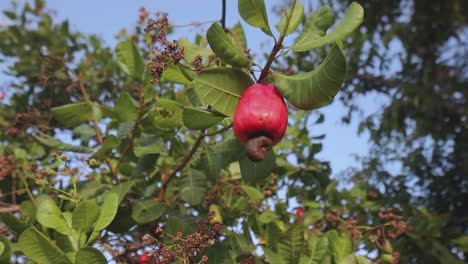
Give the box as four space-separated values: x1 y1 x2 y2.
276 0 468 262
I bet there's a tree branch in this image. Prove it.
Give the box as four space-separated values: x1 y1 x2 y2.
257 35 286 83
0 204 20 213
157 133 205 202
41 54 120 184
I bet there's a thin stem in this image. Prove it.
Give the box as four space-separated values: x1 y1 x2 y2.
221 0 227 29
157 133 205 202
257 35 286 83
116 91 145 171
41 54 121 184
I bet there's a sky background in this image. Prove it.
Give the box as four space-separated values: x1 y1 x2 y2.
0 0 382 177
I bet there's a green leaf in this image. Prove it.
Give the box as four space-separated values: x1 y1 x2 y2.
72 200 100 231
0 235 12 264
161 63 191 85
51 102 102 128
179 168 208 206
452 235 468 252
299 236 330 264
278 224 304 264
211 137 245 165
274 43 346 110
192 68 253 116
179 37 214 63
111 181 135 204
88 192 119 242
263 247 285 264
240 185 263 202
291 2 364 51
19 202 37 222
0 212 29 234
115 92 138 122
275 0 304 36
36 197 72 235
131 199 164 224
229 22 247 50
147 99 183 130
207 22 252 67
238 0 273 36
115 40 144 80
75 247 107 264
200 145 224 180
18 227 71 264
34 132 93 153
303 209 324 226
92 135 118 159
291 6 334 51
182 107 225 130
341 255 371 264
239 150 275 184
133 133 163 157
327 230 352 264
164 215 197 236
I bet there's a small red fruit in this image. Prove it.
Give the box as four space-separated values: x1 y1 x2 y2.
233 83 288 162
138 254 151 264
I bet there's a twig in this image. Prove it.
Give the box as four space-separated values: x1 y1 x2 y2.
157 133 205 202
257 34 286 83
221 0 227 29
0 204 20 213
41 54 120 184
116 91 145 171
202 124 232 137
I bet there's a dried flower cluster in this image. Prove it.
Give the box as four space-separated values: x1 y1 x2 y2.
138 9 185 85
141 213 222 264
0 155 15 178
7 108 40 137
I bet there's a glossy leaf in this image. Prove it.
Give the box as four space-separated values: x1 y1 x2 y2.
133 133 163 157
275 0 304 36
192 68 253 116
238 0 273 36
239 150 275 184
179 37 214 63
34 131 93 153
341 255 371 264
200 145 224 180
182 107 225 130
161 63 191 85
278 224 304 264
36 197 72 235
72 200 100 231
263 247 285 264
75 247 107 264
327 230 353 264
51 102 102 128
131 199 164 224
18 227 71 264
0 213 29 234
88 192 119 243
299 236 330 264
115 39 144 80
207 22 252 67
147 99 183 130
0 235 12 263
179 168 208 205
240 185 263 202
291 6 334 51
115 92 138 122
291 2 364 51
274 43 346 110
229 22 247 50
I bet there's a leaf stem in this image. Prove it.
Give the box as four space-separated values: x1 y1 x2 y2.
257 35 286 83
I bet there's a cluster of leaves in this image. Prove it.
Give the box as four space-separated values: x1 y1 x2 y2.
0 0 430 263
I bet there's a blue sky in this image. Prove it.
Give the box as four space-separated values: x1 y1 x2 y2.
0 0 378 176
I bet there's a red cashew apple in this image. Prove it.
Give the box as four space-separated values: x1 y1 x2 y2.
138 255 151 264
233 83 288 162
